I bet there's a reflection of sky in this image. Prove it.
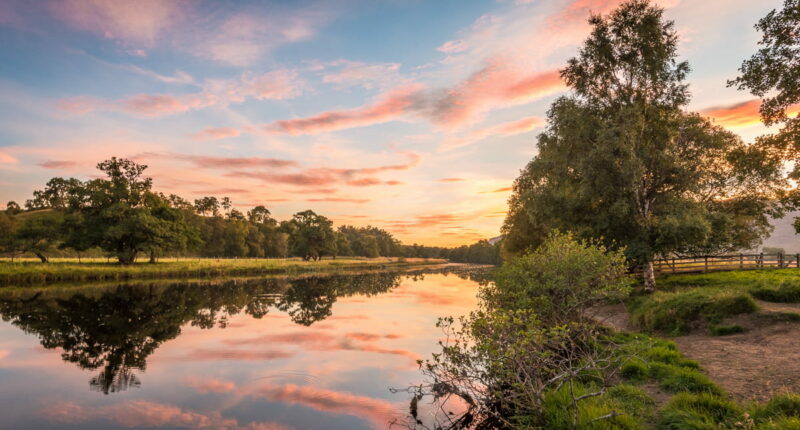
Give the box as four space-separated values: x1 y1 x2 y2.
0 273 479 430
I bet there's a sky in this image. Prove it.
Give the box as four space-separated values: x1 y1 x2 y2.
0 0 787 246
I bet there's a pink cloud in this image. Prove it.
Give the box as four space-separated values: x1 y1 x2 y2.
267 85 422 135
38 160 78 169
186 377 236 394
0 151 19 163
254 384 401 429
441 115 545 150
322 60 402 89
268 60 562 134
700 99 800 128
43 400 292 430
438 177 464 182
307 197 370 204
437 39 469 54
58 70 305 117
192 127 241 140
51 0 182 47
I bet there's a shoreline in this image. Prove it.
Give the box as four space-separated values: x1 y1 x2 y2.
0 258 449 286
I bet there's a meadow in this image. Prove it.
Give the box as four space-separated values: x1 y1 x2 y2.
0 256 444 285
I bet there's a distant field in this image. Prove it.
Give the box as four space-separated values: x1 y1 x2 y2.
0 257 445 286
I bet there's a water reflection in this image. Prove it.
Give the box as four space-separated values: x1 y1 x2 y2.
0 266 489 398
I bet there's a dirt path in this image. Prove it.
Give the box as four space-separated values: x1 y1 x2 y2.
592 304 800 402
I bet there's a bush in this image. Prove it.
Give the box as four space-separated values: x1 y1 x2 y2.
709 324 745 336
489 231 632 325
751 281 800 303
658 393 742 429
622 360 649 381
540 383 646 429
629 288 758 335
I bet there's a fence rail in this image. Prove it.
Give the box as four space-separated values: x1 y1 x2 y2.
635 253 800 276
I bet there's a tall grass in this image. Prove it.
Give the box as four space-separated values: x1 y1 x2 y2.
0 257 444 286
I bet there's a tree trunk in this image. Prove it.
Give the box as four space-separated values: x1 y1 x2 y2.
643 260 656 292
34 252 48 263
118 250 137 265
149 250 156 264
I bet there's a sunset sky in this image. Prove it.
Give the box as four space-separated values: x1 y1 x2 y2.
0 0 785 246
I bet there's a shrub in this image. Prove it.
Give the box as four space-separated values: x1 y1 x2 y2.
751 281 800 303
541 383 646 429
709 324 745 336
658 393 742 429
489 231 632 325
629 288 757 335
757 417 800 429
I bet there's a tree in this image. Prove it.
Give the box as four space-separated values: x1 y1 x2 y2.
65 158 197 264
247 205 274 225
14 210 64 262
730 0 800 229
287 210 336 261
5 201 20 215
0 213 16 258
502 0 786 291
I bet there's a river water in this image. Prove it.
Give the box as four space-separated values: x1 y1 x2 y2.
0 267 488 430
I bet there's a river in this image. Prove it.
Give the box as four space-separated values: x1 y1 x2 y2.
0 266 489 430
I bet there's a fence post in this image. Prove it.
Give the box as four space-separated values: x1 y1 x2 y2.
779 253 784 269
796 253 799 268
704 256 708 272
760 252 764 268
740 253 743 269
672 257 676 273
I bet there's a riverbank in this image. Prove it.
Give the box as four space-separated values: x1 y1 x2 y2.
0 257 445 286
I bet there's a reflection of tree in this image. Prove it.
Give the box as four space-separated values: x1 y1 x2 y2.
0 269 437 393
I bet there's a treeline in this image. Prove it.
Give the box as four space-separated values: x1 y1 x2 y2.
0 158 500 265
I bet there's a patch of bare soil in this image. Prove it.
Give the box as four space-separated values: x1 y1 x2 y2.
674 317 800 402
592 303 800 402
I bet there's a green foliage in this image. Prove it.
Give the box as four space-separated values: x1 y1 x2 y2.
502 0 784 291
540 382 647 429
650 363 723 396
658 393 742 430
750 281 800 303
286 210 336 261
490 232 632 324
629 288 758 335
750 393 800 423
757 417 800 430
708 324 745 336
621 360 649 381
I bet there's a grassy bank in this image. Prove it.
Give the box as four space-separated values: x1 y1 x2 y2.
628 270 800 335
0 257 445 286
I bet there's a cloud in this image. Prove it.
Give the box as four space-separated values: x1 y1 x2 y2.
186 377 236 394
438 177 464 182
322 60 403 89
192 127 241 140
441 115 545 150
267 60 562 134
43 400 292 430
437 39 468 54
140 152 298 169
50 0 182 47
267 85 422 135
58 69 306 117
0 151 19 163
481 186 512 193
38 160 78 169
698 99 798 129
183 349 293 361
254 384 401 429
307 197 370 204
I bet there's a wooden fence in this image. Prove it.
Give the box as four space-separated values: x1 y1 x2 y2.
637 253 800 276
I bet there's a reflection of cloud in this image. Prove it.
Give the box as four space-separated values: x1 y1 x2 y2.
254 384 401 430
43 400 292 430
186 377 236 393
223 330 419 361
183 349 293 361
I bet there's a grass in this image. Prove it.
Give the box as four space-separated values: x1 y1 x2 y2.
0 257 445 286
626 269 800 335
628 288 757 335
708 324 745 336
